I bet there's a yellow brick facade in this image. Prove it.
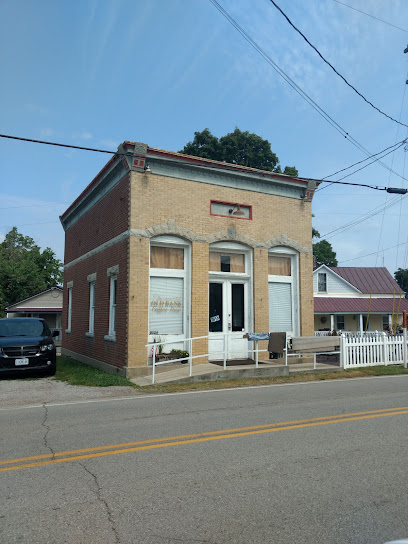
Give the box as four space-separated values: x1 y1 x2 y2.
127 169 314 376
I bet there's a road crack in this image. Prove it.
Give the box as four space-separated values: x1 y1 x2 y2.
79 461 120 543
41 404 55 459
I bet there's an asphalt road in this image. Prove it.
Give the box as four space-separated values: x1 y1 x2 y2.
1 376 408 544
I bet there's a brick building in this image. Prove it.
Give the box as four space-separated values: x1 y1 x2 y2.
60 141 319 378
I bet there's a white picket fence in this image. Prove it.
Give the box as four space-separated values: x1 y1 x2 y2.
341 332 407 369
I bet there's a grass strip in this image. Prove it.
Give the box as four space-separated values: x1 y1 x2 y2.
54 356 408 391
54 356 136 387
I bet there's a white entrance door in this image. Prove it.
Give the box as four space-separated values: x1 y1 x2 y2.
208 280 248 360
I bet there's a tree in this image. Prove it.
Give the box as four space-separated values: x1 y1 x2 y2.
179 128 298 174
179 128 222 161
394 268 408 297
0 227 63 316
313 240 338 267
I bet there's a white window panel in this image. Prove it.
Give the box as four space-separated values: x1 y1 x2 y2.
269 282 293 332
149 277 184 334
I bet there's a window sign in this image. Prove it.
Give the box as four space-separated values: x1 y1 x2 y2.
149 277 184 334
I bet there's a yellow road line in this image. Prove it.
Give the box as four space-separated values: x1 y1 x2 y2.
1 407 407 473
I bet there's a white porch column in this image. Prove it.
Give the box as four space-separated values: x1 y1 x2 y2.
330 314 335 331
388 314 392 329
359 314 363 332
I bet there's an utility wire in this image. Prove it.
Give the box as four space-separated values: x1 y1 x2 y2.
338 240 408 264
316 139 408 192
208 1 408 186
269 0 408 128
332 0 407 33
1 133 407 195
0 134 119 155
320 194 406 239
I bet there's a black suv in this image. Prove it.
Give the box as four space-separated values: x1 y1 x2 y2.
0 318 59 377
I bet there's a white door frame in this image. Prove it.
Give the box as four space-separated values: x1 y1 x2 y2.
208 242 253 361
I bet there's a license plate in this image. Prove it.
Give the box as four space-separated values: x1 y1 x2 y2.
15 358 29 366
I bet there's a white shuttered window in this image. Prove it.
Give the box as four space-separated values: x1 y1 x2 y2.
268 248 299 336
269 282 292 332
149 277 184 334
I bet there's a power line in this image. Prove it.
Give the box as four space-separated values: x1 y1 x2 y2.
338 240 408 264
1 132 406 194
0 134 119 154
268 0 408 128
316 139 408 192
208 0 408 186
320 193 407 240
331 0 408 33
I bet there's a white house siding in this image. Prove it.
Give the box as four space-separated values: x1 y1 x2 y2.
313 269 360 295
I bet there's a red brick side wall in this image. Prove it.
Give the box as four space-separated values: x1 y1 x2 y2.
62 240 129 369
64 173 130 264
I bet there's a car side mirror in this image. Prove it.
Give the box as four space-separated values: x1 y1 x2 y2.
53 330 60 337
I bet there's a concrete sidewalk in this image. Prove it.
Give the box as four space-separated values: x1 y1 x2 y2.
131 359 341 387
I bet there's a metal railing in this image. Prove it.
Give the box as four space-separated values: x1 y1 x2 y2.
145 333 270 384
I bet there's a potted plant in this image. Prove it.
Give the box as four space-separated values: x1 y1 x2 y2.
170 349 190 364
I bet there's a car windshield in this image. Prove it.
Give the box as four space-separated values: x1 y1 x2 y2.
0 320 49 337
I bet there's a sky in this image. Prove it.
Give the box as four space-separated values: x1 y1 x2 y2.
1 0 408 277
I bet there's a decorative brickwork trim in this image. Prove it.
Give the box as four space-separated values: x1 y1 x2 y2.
64 223 312 270
107 264 119 277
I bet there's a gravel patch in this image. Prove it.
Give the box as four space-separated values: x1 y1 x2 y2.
0 377 142 408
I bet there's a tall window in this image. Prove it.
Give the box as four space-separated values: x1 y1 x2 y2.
105 265 118 341
66 281 73 333
149 238 190 337
88 280 95 336
268 248 299 335
109 276 117 336
318 273 327 292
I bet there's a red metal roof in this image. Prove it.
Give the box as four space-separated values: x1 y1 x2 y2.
329 267 402 294
314 297 408 313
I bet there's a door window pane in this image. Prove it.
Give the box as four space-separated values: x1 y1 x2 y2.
232 284 244 331
151 246 184 269
268 256 291 276
209 283 223 332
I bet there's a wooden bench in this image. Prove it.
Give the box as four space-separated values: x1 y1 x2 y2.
286 335 341 367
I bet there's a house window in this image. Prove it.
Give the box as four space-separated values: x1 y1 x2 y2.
336 315 345 331
382 314 390 331
105 265 118 341
269 248 299 335
65 281 73 333
318 273 327 292
87 276 96 337
149 237 190 338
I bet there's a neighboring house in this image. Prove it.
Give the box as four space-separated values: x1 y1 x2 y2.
60 140 319 378
314 265 408 333
4 286 63 345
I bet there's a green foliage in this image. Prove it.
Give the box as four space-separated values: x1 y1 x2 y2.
170 349 189 358
394 268 408 297
179 128 298 174
282 165 299 177
313 239 338 266
179 128 222 161
0 227 63 316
